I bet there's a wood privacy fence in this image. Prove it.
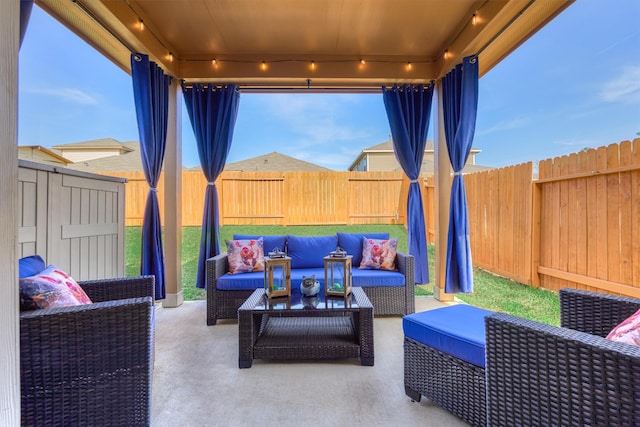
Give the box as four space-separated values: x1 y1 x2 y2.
465 139 640 298
105 170 436 242
103 138 638 298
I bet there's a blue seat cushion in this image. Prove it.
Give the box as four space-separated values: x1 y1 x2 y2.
287 235 338 269
233 234 287 254
19 255 46 278
216 271 264 290
403 305 494 368
352 268 404 287
337 232 389 267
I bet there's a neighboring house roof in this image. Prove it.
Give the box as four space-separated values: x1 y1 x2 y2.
52 138 134 154
63 141 145 172
348 139 488 174
190 152 331 172
18 145 73 166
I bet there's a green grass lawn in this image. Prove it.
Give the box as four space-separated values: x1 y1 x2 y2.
125 225 560 325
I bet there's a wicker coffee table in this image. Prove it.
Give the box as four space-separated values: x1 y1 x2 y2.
238 287 374 368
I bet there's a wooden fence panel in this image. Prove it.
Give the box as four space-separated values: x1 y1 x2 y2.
536 140 640 298
465 162 533 285
219 171 286 225
347 171 405 225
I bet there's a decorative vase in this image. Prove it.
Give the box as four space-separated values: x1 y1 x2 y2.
300 275 320 297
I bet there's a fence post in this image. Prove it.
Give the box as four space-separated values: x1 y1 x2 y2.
531 179 541 288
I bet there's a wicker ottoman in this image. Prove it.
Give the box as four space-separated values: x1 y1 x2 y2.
403 305 494 427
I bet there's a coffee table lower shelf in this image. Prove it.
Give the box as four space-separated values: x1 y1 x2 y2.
251 316 362 364
238 288 374 368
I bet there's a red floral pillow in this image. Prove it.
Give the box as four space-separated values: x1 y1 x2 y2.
19 265 92 311
606 308 640 347
226 238 265 274
359 238 398 271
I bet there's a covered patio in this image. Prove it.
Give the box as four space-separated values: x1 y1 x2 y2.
2 0 576 424
151 296 465 426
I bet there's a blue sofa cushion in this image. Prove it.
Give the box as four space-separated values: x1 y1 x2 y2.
216 271 264 291
403 305 494 368
19 255 46 279
352 268 404 287
287 235 338 269
233 234 287 254
337 232 389 267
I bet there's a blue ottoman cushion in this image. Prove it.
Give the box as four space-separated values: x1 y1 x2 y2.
403 304 494 368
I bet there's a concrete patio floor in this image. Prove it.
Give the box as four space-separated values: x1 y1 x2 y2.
151 296 470 427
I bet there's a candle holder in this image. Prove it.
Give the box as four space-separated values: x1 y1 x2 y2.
264 255 291 298
324 254 352 297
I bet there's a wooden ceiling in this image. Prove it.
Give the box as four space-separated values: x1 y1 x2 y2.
37 0 574 91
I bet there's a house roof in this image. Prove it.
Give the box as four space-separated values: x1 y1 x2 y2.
62 141 145 172
52 138 134 153
18 145 72 165
348 139 481 170
190 152 330 172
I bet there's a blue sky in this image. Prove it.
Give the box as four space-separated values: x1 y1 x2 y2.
18 1 640 170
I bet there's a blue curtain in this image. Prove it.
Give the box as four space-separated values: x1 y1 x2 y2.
182 83 240 289
442 55 479 293
131 53 171 299
382 84 434 284
20 0 34 48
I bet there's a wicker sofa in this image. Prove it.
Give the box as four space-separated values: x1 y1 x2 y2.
206 232 415 325
404 288 640 427
20 275 155 427
486 288 640 426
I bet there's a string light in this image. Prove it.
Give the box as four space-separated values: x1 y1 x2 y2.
139 19 144 31
406 61 412 71
260 61 268 71
168 52 173 62
360 59 366 65
211 58 217 67
310 61 316 71
443 49 449 59
472 13 477 25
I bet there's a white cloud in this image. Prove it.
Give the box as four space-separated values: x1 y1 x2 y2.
476 117 531 136
552 138 598 148
23 87 98 105
600 66 640 103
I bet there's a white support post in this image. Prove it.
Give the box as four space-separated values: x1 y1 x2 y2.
162 79 184 307
0 0 21 423
433 80 455 302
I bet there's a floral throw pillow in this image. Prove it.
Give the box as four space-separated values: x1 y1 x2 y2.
226 238 265 274
606 308 640 347
19 265 92 311
359 238 398 271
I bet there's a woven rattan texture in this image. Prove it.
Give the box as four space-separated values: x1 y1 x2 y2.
20 276 155 426
404 336 487 427
486 288 640 427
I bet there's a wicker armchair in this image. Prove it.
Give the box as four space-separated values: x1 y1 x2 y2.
20 275 155 427
486 288 640 427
